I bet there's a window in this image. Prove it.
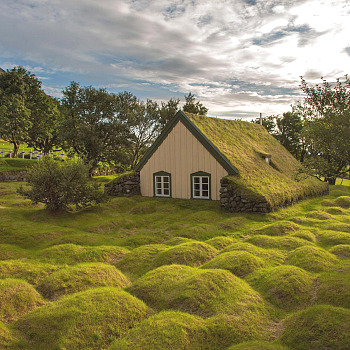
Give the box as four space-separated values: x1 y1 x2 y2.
153 171 171 197
191 171 211 200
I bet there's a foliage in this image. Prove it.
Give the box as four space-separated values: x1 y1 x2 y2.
183 92 208 115
17 157 106 211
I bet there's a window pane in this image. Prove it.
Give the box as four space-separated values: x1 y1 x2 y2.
194 184 200 190
164 183 169 189
157 183 162 188
164 189 169 195
163 176 169 182
202 177 209 183
202 191 209 197
202 184 208 190
157 189 162 194
156 176 161 182
194 177 200 183
194 190 200 197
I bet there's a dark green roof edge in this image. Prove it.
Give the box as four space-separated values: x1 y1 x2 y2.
135 111 238 175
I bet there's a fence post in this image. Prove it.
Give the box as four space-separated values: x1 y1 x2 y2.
61 151 64 160
1 149 3 158
22 149 25 159
30 150 32 160
9 150 12 158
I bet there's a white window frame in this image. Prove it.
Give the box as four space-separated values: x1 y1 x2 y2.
154 174 171 197
192 175 210 199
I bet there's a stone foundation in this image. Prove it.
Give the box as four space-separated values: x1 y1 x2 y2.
0 171 27 182
105 172 140 197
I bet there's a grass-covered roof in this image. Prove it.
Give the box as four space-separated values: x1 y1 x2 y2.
186 113 328 207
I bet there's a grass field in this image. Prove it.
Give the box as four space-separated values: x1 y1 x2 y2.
0 179 350 349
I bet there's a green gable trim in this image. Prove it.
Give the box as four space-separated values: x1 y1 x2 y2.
135 111 238 175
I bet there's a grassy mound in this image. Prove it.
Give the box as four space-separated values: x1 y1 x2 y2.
205 236 238 250
227 341 289 350
325 207 347 215
37 263 131 300
281 305 350 350
201 251 265 278
109 311 208 350
254 221 301 236
286 246 338 272
0 321 17 349
221 243 284 266
116 244 169 279
128 265 264 317
15 287 152 350
329 244 350 258
0 260 58 286
0 279 44 324
154 242 218 267
290 230 316 242
0 244 27 260
315 272 350 308
246 235 314 251
317 230 350 246
164 237 194 246
306 210 335 220
246 266 314 311
37 243 129 265
334 196 350 208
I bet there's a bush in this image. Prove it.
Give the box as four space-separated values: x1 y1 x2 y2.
17 157 106 211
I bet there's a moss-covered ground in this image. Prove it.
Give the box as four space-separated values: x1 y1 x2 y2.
0 180 350 349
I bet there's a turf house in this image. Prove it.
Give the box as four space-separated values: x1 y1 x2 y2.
107 111 328 212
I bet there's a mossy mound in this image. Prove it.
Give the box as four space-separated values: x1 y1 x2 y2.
0 279 44 324
334 196 350 208
246 266 314 310
128 265 264 317
246 235 313 251
316 272 350 308
329 244 350 258
281 305 350 350
205 236 238 250
201 251 265 278
286 246 338 273
227 341 289 350
109 311 208 350
325 207 347 215
317 230 350 246
37 263 131 300
15 287 152 350
164 237 195 246
0 244 27 260
154 242 218 267
0 260 58 286
222 243 284 266
291 230 317 242
254 221 301 236
0 321 17 349
37 243 129 265
116 244 169 279
306 210 335 220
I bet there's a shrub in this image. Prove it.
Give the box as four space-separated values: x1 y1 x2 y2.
201 251 265 278
246 266 314 310
329 244 350 258
17 157 106 211
0 279 44 323
281 305 350 350
37 263 131 300
15 287 152 350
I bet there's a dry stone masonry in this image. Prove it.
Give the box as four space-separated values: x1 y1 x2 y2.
0 171 27 182
105 172 140 197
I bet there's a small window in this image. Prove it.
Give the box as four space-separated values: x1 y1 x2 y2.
191 172 211 200
154 171 171 197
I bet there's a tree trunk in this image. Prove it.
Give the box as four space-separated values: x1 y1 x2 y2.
13 142 19 157
327 177 336 185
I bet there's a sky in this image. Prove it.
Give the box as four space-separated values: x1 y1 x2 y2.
0 0 349 119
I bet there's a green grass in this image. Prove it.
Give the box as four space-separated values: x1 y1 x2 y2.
227 341 289 350
0 158 37 172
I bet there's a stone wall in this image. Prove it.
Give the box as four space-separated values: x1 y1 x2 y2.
219 178 271 213
0 171 27 182
105 172 140 197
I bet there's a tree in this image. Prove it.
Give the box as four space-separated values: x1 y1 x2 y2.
159 98 180 127
17 157 106 211
0 66 42 156
60 82 131 174
295 75 350 184
252 115 277 134
183 92 208 115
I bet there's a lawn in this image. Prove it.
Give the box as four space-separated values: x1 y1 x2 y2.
0 180 350 349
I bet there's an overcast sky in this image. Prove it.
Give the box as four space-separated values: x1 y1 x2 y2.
0 0 349 119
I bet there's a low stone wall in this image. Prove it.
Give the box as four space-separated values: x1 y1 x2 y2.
92 167 118 177
0 171 27 182
105 172 140 197
219 178 271 213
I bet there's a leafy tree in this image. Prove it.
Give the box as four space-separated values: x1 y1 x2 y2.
0 66 42 156
183 92 208 115
159 98 180 127
252 115 277 134
17 157 106 211
294 75 350 184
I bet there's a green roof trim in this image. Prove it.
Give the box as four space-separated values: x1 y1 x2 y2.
135 111 238 175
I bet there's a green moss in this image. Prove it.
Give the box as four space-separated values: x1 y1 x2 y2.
306 210 335 220
37 263 131 300
290 230 316 243
254 221 301 236
201 251 265 278
325 207 348 215
227 341 289 350
0 260 59 286
334 196 350 208
246 235 314 251
154 242 218 267
0 244 27 260
205 236 238 250
246 266 314 311
164 237 195 246
116 244 169 279
329 244 350 258
281 305 350 350
317 230 350 246
286 246 338 273
15 287 152 350
0 321 18 349
128 265 265 317
109 311 208 350
106 171 136 186
37 243 129 265
0 279 44 323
